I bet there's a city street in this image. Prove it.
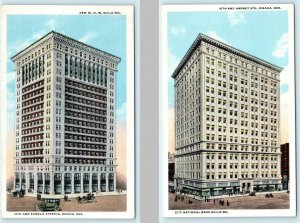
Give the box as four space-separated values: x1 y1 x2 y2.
169 192 290 210
7 193 127 212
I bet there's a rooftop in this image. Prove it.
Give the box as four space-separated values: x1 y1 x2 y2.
171 33 283 78
11 31 121 63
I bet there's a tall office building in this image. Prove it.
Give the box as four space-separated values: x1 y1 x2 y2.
12 31 120 195
172 34 282 196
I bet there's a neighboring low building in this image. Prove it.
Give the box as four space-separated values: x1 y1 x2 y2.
168 152 175 182
280 143 289 190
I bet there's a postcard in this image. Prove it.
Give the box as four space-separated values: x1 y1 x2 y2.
1 5 135 219
161 4 295 217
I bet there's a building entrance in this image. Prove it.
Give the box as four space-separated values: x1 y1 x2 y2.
240 180 253 193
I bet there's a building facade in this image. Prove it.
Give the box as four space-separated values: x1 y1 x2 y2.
172 34 282 196
280 143 289 190
168 152 175 182
12 31 120 195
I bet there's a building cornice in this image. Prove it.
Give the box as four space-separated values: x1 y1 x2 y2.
11 31 121 64
52 31 121 64
11 32 53 61
171 33 283 79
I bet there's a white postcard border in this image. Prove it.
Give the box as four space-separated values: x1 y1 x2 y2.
161 4 296 218
0 5 135 219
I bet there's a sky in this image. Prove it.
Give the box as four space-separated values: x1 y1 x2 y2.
167 10 290 153
6 14 128 177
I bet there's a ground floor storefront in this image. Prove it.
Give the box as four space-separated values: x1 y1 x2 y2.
169 192 290 210
174 178 282 197
14 171 116 195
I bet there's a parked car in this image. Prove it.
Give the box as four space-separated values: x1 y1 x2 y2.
36 198 60 211
249 192 256 196
169 188 175 193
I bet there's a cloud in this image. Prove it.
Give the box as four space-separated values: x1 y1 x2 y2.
8 32 46 57
46 19 56 30
168 50 181 75
168 108 175 154
6 129 16 179
8 19 59 57
7 90 15 110
79 32 97 43
280 91 289 144
272 33 288 58
6 72 15 85
227 11 245 26
279 65 291 144
32 30 48 40
170 26 186 36
116 102 126 124
8 39 33 57
279 65 291 89
206 31 227 44
116 122 127 177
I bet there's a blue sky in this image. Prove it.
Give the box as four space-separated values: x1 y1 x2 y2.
6 14 127 129
168 10 289 109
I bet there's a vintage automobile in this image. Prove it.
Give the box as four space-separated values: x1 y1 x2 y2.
36 198 60 211
249 192 256 196
12 189 26 197
76 193 95 204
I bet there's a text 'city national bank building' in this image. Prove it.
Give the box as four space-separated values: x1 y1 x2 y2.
12 31 120 195
172 34 282 196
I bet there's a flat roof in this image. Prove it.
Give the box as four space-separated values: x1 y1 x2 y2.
11 31 121 62
171 33 283 78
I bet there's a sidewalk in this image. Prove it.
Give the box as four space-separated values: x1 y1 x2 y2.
21 190 127 199
181 190 288 201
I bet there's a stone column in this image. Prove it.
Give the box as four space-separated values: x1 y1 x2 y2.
71 172 74 194
80 173 83 193
277 154 281 178
89 173 92 193
26 172 30 191
61 173 65 195
13 173 16 190
215 152 219 180
34 173 38 194
238 154 242 178
43 173 45 194
248 154 252 178
258 154 262 178
268 155 272 178
105 172 109 192
50 173 54 195
98 173 101 192
114 172 117 192
201 152 206 181
226 153 230 180
239 181 243 193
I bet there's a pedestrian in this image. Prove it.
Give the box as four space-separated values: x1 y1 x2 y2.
227 200 229 206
